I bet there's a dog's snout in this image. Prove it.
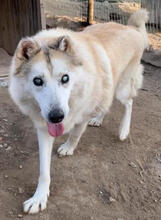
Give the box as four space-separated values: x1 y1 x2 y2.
48 108 64 123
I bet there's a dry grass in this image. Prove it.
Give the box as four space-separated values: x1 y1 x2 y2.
118 2 141 13
148 33 161 50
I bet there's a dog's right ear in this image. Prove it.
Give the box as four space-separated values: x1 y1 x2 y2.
12 38 40 75
16 38 40 60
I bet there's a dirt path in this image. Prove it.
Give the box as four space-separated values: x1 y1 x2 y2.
0 60 161 220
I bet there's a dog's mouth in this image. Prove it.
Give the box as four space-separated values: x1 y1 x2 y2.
47 122 64 137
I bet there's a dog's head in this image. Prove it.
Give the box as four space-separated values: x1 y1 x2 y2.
11 35 83 137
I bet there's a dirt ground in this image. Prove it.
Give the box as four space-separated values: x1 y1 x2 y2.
0 49 161 220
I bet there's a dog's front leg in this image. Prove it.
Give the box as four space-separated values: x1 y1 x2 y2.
23 127 54 214
57 121 88 156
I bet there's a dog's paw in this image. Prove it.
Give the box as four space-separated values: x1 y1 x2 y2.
23 190 49 214
57 143 74 156
88 118 102 127
119 127 129 141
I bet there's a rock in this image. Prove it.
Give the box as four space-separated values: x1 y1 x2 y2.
18 187 24 194
109 196 116 202
0 81 8 87
19 165 23 169
5 146 11 151
139 180 144 184
129 161 137 168
18 214 23 218
4 134 8 137
8 210 13 215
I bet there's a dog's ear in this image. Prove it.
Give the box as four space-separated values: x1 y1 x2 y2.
57 36 69 51
49 36 70 52
49 36 82 66
12 38 40 75
16 38 40 60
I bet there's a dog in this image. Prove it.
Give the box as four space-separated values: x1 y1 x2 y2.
9 9 148 214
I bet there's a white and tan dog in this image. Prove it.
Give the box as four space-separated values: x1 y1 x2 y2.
9 9 148 214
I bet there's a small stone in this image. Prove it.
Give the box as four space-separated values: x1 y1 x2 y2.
117 218 124 220
109 196 116 202
18 187 24 194
4 134 8 137
0 81 8 87
3 119 8 122
18 214 23 218
19 165 23 169
112 160 117 164
129 162 137 168
0 144 3 148
9 210 13 215
6 146 11 151
100 191 103 194
139 180 144 184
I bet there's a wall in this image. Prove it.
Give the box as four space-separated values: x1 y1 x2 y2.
0 0 42 55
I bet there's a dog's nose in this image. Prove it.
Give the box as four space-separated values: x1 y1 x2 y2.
48 108 64 123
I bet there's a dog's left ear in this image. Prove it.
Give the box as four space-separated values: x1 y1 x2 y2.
58 36 69 52
49 36 82 66
49 36 70 52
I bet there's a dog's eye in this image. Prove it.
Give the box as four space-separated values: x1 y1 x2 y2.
61 74 69 84
33 77 44 86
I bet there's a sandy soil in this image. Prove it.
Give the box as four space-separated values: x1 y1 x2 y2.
0 51 161 219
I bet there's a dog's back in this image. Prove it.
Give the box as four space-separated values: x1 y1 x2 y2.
83 9 148 85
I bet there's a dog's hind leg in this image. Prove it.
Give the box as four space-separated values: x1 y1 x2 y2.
118 96 133 141
88 112 105 127
23 127 54 214
116 64 143 141
57 121 88 156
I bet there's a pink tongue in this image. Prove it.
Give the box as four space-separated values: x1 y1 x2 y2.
47 122 64 137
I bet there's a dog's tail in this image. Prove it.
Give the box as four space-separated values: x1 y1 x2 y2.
128 9 149 49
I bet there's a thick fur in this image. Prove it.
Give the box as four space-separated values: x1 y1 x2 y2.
9 10 148 214
128 9 149 49
128 8 149 27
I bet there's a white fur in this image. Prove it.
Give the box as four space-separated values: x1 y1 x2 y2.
24 128 54 214
57 121 88 156
116 63 143 140
88 112 105 127
9 10 147 214
119 99 133 141
128 9 149 49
